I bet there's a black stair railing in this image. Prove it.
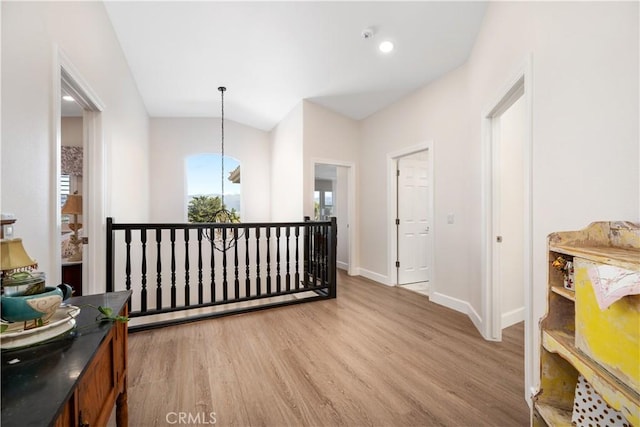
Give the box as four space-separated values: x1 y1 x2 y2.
106 217 337 330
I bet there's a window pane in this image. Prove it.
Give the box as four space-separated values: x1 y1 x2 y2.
186 154 241 220
325 191 333 206
60 175 71 224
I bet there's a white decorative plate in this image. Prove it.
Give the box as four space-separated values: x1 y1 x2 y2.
1 305 80 350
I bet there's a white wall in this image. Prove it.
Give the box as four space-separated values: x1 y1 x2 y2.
302 100 359 272
302 100 359 217
359 0 638 397
149 118 271 223
269 103 303 221
61 117 82 147
1 2 149 288
360 64 471 296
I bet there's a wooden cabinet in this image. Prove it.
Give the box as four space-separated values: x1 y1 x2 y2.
533 222 639 426
75 317 127 426
1 291 131 427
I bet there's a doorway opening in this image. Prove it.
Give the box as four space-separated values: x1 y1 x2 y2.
312 160 356 276
387 142 434 293
481 57 533 400
54 51 104 295
60 91 84 294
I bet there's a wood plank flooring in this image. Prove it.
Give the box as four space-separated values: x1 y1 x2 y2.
123 271 529 426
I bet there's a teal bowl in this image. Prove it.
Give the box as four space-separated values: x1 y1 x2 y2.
1 284 73 323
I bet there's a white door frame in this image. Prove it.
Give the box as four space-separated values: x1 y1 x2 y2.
480 55 533 397
387 141 434 288
53 47 105 294
311 159 357 277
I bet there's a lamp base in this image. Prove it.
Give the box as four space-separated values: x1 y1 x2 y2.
68 223 82 233
66 248 82 262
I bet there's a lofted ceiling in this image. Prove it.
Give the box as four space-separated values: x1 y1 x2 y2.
104 1 487 131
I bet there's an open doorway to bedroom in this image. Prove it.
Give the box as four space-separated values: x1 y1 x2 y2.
387 141 434 294
313 161 356 276
395 150 431 296
60 93 85 295
481 57 532 402
55 53 105 295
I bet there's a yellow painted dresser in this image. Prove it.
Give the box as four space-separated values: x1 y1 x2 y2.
533 221 640 426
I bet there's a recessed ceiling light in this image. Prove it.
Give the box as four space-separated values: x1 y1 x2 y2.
62 95 75 102
379 41 394 53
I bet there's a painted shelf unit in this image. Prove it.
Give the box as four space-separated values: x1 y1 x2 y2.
533 221 640 426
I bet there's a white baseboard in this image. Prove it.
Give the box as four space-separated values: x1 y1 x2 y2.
501 306 525 329
467 303 483 334
357 268 391 286
431 292 483 335
337 261 349 271
430 292 470 314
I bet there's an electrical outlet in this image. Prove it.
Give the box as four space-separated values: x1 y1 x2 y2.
447 214 455 224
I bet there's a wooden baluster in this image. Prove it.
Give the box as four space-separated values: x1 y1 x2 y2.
170 229 176 308
124 229 132 293
245 227 251 298
285 227 291 291
303 218 310 288
276 226 282 293
312 224 318 287
295 226 300 290
321 224 327 284
210 227 215 303
317 224 323 286
266 227 272 294
156 229 162 310
255 227 261 296
184 228 190 306
323 224 329 284
197 228 203 304
320 224 325 284
141 229 147 312
222 227 228 301
234 228 240 300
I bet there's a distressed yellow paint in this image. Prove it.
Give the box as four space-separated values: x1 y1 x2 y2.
537 222 640 426
575 258 640 394
543 330 640 425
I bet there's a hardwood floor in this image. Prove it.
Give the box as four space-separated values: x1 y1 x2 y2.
124 271 529 426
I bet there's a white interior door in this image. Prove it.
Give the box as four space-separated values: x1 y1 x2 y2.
397 153 430 284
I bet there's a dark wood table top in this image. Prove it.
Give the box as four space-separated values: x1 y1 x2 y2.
1 290 131 427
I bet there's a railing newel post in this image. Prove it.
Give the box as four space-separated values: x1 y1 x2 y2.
328 217 337 299
106 217 114 293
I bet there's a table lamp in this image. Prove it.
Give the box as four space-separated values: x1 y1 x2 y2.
1 238 37 276
62 192 82 262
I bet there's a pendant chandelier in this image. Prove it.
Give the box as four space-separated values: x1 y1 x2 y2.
205 86 242 251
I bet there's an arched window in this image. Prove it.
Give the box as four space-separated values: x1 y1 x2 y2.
186 154 241 222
